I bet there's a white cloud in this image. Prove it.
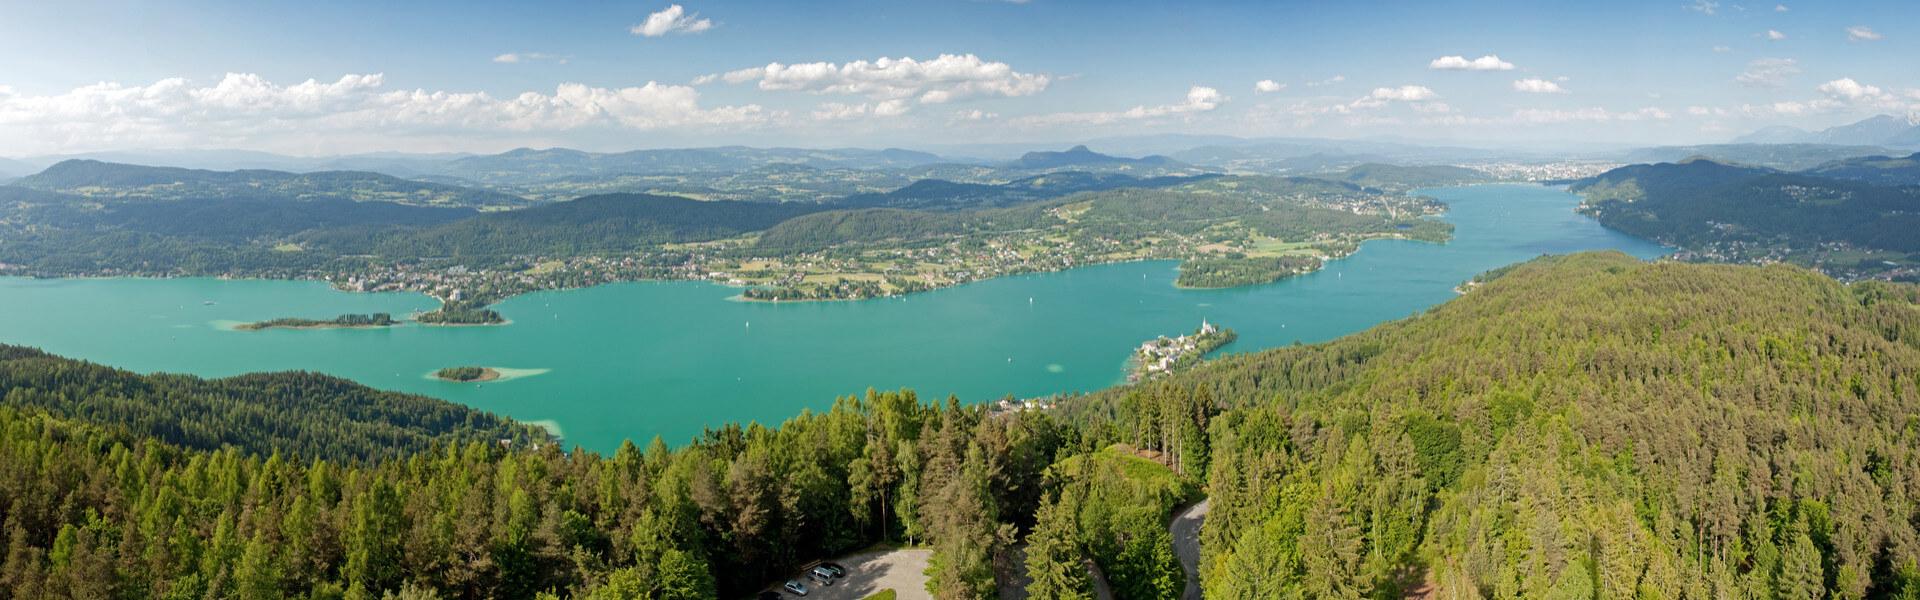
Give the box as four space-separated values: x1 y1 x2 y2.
1763 29 1787 41
1689 0 1719 15
1373 85 1438 101
1846 26 1883 41
1712 45 1732 52
1411 102 1452 114
811 99 909 121
0 73 766 154
1254 79 1286 93
953 109 997 121
710 54 1049 106
1015 85 1224 126
493 52 565 65
1512 78 1569 94
1775 4 1788 11
1305 75 1345 87
1817 77 1885 101
1334 85 1439 112
1734 58 1800 88
632 4 713 37
1429 54 1516 71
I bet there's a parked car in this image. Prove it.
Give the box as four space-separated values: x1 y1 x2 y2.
783 580 809 596
809 565 839 582
819 562 848 578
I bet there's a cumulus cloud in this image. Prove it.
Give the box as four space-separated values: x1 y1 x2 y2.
811 100 909 121
1429 55 1516 71
1016 85 1224 126
1688 0 1719 15
1817 77 1885 101
1512 78 1569 94
0 73 765 154
1735 58 1800 88
632 5 712 37
1763 29 1787 41
1254 79 1286 93
709 54 1048 108
493 52 565 65
1846 26 1883 41
1347 85 1437 110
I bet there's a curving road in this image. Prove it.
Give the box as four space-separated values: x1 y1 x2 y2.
1169 499 1210 600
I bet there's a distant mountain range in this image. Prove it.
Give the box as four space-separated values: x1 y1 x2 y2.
0 157 33 180
1618 143 1900 171
1732 114 1920 148
17 160 528 209
436 146 950 185
1003 145 1188 171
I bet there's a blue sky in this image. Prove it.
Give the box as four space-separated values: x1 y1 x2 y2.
0 0 1913 155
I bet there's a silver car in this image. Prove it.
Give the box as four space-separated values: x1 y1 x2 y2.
783 580 808 596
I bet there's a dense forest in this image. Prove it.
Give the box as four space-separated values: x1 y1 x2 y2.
1064 252 1920 598
1176 255 1322 288
1 252 1916 598
0 345 544 462
237 313 398 331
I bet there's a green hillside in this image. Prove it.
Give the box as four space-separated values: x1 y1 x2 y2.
1066 252 1920 597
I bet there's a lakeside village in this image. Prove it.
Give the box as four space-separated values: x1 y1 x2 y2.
989 319 1238 415
1128 320 1237 383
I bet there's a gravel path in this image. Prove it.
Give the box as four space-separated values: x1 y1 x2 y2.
766 548 932 600
1169 499 1210 600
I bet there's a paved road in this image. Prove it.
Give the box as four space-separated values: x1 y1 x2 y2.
767 548 932 600
1169 499 1210 600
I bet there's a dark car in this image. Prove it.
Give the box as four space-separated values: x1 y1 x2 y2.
819 562 848 578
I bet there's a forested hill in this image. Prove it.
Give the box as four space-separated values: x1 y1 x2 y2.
0 344 546 462
344 192 829 258
18 159 530 209
1805 151 1920 186
1061 251 1920 597
1333 162 1492 190
1570 159 1920 277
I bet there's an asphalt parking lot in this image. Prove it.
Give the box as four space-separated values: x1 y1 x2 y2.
764 548 931 600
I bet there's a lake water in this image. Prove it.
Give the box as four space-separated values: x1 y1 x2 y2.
0 184 1668 452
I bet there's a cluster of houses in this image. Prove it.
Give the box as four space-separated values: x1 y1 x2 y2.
1129 320 1227 383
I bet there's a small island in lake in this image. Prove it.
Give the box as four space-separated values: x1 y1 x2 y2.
236 312 397 331
1128 320 1236 383
434 366 501 382
415 300 506 325
1176 255 1324 288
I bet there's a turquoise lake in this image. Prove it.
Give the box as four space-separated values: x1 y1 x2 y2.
0 184 1668 452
